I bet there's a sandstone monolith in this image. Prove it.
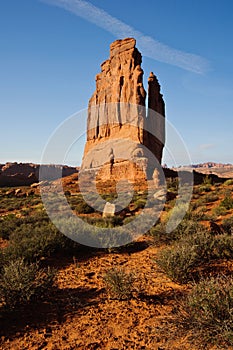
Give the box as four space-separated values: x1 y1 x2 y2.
81 38 165 183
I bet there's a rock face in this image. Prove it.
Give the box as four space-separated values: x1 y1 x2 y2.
81 38 165 182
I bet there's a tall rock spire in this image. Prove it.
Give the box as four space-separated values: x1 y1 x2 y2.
145 72 165 169
86 38 146 143
148 71 165 116
81 38 165 182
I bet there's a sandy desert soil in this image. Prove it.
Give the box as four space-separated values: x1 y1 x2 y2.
0 174 233 350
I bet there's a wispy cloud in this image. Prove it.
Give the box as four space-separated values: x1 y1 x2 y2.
41 0 209 74
199 143 215 150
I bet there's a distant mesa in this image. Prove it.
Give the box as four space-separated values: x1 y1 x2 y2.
190 162 232 169
0 162 78 187
81 38 165 183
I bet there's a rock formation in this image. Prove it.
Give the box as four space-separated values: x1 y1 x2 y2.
0 162 78 187
81 38 165 182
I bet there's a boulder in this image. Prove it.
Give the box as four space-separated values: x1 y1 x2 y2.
103 202 115 217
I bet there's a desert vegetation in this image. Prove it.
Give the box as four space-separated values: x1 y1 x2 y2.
0 175 233 349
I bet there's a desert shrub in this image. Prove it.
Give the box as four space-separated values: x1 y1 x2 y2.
67 194 95 213
83 216 123 228
148 223 167 243
20 211 50 224
75 201 94 214
213 234 233 259
200 212 217 221
190 197 205 209
166 177 178 192
224 179 233 186
156 229 233 283
203 175 212 185
107 216 123 226
133 198 146 210
0 249 5 271
123 216 134 225
199 184 212 192
150 218 203 245
180 275 233 346
101 193 118 202
156 243 198 283
92 198 105 212
164 202 190 230
203 193 219 203
0 193 41 209
155 230 215 283
0 215 21 240
0 212 51 240
213 205 228 216
104 268 136 300
192 186 202 194
186 207 207 221
220 191 233 210
1 199 22 211
0 258 55 309
4 222 78 262
64 190 71 196
222 217 233 235
175 217 204 236
149 204 207 245
192 193 200 200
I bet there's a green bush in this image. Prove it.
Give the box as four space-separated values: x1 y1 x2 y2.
167 177 178 191
220 191 233 210
155 230 215 283
0 212 51 240
0 249 5 271
203 175 212 185
150 218 203 245
224 179 233 186
190 197 205 209
203 193 219 203
75 201 94 214
3 222 78 262
101 193 118 202
0 215 21 240
199 184 212 192
83 216 123 228
192 186 202 194
181 275 233 346
213 234 233 259
133 198 147 210
156 244 197 283
213 205 228 216
0 258 55 309
149 204 208 245
156 230 233 283
163 202 190 231
104 268 136 300
222 217 233 235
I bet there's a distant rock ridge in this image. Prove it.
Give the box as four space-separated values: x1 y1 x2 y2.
191 162 232 168
0 162 79 187
81 38 165 181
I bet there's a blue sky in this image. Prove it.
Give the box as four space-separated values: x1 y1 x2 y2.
1 0 233 166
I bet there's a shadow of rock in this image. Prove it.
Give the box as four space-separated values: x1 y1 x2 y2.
0 285 104 339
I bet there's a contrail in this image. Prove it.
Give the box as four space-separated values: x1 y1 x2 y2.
40 0 209 74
